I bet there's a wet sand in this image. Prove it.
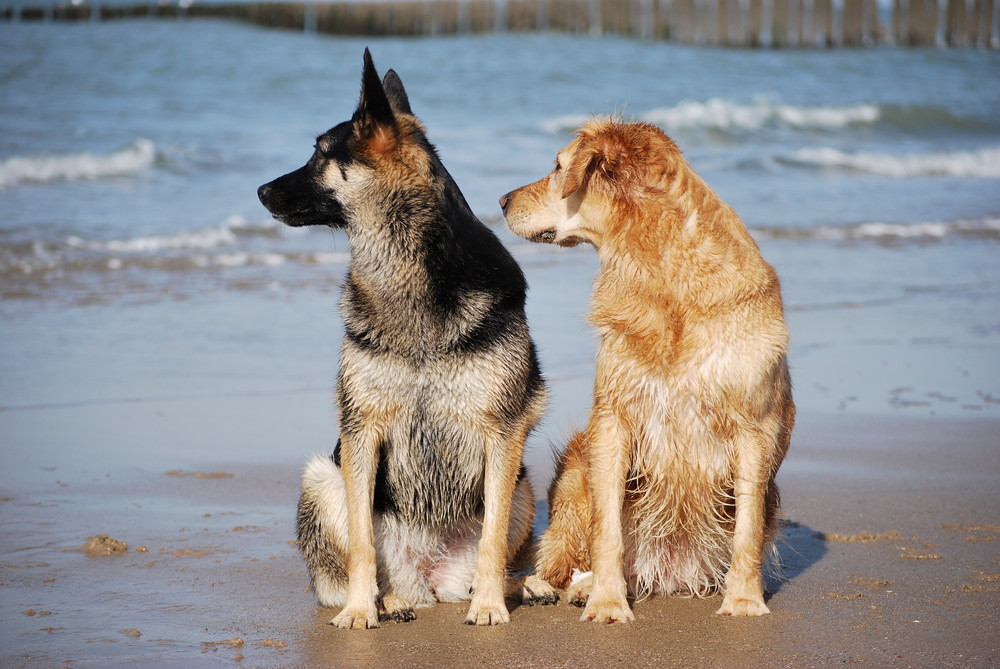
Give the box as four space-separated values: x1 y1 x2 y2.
2 409 997 668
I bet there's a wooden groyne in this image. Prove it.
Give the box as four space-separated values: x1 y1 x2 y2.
3 0 997 48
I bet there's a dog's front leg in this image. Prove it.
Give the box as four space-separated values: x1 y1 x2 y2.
467 435 522 625
331 430 382 630
717 421 770 617
581 410 634 624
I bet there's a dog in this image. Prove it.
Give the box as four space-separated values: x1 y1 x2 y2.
500 119 794 623
257 50 546 629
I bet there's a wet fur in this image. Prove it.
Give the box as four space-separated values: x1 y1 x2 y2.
258 50 546 628
501 120 794 622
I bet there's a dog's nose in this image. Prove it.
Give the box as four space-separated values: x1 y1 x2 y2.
499 192 511 212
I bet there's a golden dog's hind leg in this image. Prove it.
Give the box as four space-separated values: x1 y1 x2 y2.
581 414 634 624
717 419 772 617
534 431 592 592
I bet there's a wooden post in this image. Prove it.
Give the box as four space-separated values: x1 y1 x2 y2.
892 0 904 43
715 0 728 43
921 0 938 45
868 0 881 44
974 0 994 47
813 0 832 45
732 0 750 44
748 0 764 45
796 0 810 45
773 0 790 46
843 0 863 44
944 0 964 45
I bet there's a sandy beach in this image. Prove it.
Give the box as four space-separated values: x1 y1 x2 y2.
2 405 998 668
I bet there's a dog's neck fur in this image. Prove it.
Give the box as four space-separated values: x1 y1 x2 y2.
589 160 779 345
340 196 510 360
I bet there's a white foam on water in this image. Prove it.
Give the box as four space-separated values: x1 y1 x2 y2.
644 98 880 132
63 216 284 255
538 99 881 134
789 146 1000 178
0 139 157 188
751 215 1000 242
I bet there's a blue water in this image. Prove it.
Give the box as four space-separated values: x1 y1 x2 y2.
1 19 999 436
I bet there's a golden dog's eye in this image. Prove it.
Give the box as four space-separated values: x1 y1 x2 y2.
554 159 562 171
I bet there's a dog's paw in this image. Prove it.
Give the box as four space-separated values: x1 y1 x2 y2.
567 569 592 607
465 596 511 626
580 597 634 624
379 594 416 623
520 575 559 606
330 605 380 630
716 594 770 617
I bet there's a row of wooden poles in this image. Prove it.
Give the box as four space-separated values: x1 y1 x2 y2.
4 0 997 48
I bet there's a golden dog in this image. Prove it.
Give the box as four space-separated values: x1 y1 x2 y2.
500 120 794 623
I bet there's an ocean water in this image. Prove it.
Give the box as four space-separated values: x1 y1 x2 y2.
1 19 999 474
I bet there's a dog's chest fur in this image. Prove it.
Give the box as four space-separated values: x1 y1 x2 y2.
343 342 493 523
335 223 537 527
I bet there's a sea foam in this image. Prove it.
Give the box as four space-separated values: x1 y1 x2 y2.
539 98 881 134
0 139 157 188
788 146 1000 178
751 215 1000 243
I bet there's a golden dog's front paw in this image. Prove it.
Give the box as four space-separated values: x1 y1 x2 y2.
465 596 511 626
520 574 560 606
716 594 770 616
580 598 634 624
330 605 380 629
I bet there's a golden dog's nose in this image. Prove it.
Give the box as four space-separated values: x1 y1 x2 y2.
499 193 511 212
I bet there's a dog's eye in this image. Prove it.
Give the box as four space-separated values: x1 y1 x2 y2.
554 159 562 172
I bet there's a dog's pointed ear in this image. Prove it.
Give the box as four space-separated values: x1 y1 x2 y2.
382 69 412 116
356 48 396 130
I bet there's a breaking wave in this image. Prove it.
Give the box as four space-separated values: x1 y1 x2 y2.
644 98 880 132
0 216 350 279
539 99 997 139
0 139 157 188
751 215 1000 243
540 98 881 135
783 146 1000 178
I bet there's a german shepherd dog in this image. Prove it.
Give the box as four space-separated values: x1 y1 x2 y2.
500 120 794 623
257 50 546 628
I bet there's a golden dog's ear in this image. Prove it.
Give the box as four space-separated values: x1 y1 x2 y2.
561 130 634 199
560 143 597 200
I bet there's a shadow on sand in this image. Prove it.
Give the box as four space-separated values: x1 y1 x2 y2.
766 519 828 598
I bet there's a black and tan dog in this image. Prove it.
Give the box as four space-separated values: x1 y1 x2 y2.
257 50 546 629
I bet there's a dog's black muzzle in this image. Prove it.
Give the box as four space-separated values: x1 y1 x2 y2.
258 167 344 228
